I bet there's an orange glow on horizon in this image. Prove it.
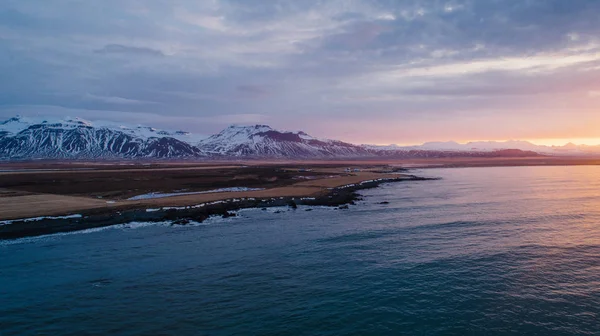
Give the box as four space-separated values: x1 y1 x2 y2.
525 138 600 147
373 138 600 147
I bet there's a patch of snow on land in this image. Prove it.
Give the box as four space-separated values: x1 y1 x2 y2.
0 214 83 226
128 187 265 200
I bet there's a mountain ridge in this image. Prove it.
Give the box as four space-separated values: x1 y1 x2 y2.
0 116 206 159
367 139 600 155
197 124 369 158
0 115 579 160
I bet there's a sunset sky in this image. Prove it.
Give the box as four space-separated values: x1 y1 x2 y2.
1 0 599 145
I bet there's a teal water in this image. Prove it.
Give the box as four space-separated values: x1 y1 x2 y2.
2 166 600 335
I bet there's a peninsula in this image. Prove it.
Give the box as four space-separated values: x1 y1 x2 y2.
0 162 431 239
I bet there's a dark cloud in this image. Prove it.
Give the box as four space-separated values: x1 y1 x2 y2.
327 22 392 50
236 85 268 98
94 44 165 57
1 0 600 143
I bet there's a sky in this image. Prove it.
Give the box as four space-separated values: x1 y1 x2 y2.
1 0 600 145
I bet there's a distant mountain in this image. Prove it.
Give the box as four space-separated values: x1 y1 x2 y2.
0 116 205 159
366 140 600 156
198 125 369 158
364 147 541 159
0 115 562 161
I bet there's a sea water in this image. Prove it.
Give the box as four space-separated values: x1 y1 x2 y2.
1 166 600 335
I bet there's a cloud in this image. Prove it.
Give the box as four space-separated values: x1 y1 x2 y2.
589 91 600 97
236 85 269 99
2 0 600 143
204 113 267 125
94 44 165 57
82 93 157 105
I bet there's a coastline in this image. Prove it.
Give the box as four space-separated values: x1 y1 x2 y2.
0 174 435 240
4 156 600 241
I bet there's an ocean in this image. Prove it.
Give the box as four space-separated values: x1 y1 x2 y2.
2 166 600 335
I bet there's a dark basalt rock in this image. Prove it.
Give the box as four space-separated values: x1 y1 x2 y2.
0 175 439 240
172 219 191 225
222 211 237 218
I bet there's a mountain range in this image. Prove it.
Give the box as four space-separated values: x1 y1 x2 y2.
0 116 596 160
364 140 600 156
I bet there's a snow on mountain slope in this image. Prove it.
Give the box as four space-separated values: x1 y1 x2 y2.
384 140 542 152
365 140 600 155
363 141 466 151
463 140 543 152
198 125 370 158
0 116 206 143
3 115 598 161
0 116 205 159
413 141 465 151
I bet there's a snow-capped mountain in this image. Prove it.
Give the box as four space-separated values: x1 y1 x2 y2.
366 140 600 156
0 116 205 159
2 115 592 161
0 116 205 143
198 125 369 158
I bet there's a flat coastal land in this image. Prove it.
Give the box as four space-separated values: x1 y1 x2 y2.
2 156 600 239
0 163 410 220
0 162 432 238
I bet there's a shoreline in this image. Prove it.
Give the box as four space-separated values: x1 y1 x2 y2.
0 175 435 240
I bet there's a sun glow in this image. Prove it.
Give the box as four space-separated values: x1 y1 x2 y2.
374 138 600 147
528 138 600 146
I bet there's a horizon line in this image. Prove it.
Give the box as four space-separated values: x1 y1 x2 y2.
3 114 600 148
367 138 600 148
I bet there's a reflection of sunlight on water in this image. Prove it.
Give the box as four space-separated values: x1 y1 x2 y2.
403 166 600 250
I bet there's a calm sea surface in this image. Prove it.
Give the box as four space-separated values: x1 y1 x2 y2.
2 166 600 335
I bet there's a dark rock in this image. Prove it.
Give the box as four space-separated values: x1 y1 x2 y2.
172 219 190 225
222 212 237 218
194 214 209 222
378 201 390 205
0 174 440 240
164 209 178 220
338 205 349 210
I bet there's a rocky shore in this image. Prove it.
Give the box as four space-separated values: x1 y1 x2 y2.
0 175 435 239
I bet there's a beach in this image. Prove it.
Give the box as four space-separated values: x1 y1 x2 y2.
0 162 431 238
3 156 600 239
3 166 600 335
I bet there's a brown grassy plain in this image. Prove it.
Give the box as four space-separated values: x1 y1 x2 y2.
2 156 599 221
